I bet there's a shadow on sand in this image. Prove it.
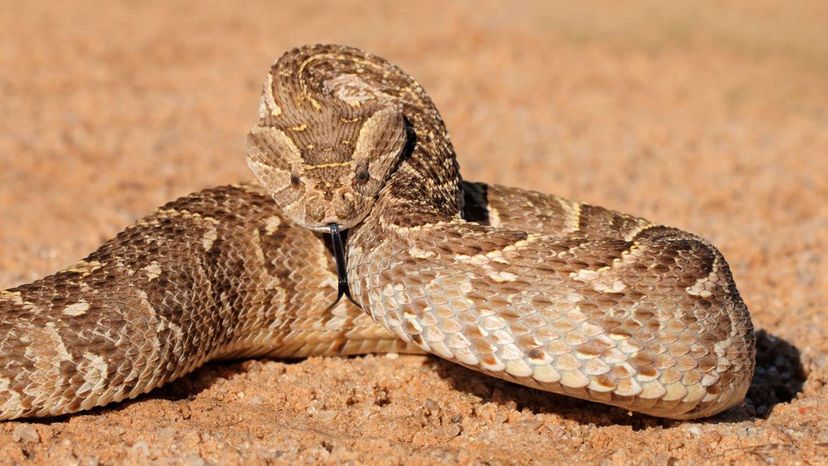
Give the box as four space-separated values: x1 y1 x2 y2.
423 329 805 429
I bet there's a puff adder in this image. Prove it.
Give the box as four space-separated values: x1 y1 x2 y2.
0 45 754 420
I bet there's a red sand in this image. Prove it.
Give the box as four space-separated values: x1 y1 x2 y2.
1 1 826 464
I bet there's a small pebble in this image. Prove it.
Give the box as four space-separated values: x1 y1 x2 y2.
79 456 100 466
156 427 176 442
131 440 150 457
183 454 206 466
12 424 40 444
318 410 337 421
424 398 440 416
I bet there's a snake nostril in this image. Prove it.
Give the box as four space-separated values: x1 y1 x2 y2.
333 190 357 218
304 199 326 223
334 189 349 202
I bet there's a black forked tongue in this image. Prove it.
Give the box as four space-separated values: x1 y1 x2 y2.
327 223 357 309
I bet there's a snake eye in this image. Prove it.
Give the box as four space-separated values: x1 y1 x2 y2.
355 170 370 185
290 174 301 187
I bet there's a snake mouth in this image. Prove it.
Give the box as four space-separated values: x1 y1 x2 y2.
327 223 357 309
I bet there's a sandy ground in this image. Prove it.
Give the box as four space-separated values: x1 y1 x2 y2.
1 0 827 464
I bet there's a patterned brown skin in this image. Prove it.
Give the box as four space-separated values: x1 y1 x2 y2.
0 45 754 420
252 45 754 419
0 182 419 420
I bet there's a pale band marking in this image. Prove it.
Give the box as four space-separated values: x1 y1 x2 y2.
265 216 282 235
143 262 162 281
63 301 90 317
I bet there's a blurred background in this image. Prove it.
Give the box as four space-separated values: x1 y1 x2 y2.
0 1 826 461
3 0 825 306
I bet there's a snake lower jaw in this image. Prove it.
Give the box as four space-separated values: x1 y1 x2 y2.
299 211 371 232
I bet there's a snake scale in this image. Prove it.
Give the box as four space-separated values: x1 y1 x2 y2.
0 45 755 421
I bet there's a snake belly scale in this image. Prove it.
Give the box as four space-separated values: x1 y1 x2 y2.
0 44 754 421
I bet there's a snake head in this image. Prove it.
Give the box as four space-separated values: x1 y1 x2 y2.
246 71 407 232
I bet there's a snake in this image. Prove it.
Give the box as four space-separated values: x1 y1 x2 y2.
0 44 755 421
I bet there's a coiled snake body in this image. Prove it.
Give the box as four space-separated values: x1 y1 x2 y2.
0 45 754 420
